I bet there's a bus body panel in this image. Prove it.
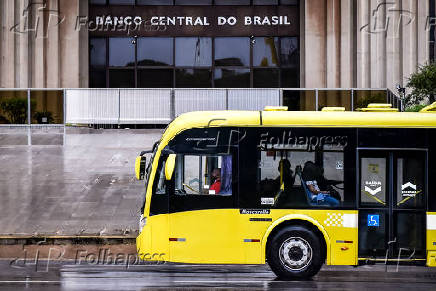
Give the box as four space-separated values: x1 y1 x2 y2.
137 209 358 266
136 110 436 268
427 212 436 267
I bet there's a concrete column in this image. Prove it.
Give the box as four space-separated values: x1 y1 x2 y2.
304 0 327 88
16 0 30 88
299 0 305 87
79 0 89 88
33 2 45 88
357 0 371 87
59 0 80 88
326 0 341 88
0 0 16 88
46 0 60 88
369 0 386 88
340 0 354 87
416 0 429 66
401 0 418 86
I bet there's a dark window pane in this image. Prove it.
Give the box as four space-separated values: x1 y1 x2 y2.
90 0 106 4
215 0 250 4
138 37 173 66
214 68 250 88
280 37 299 67
318 90 351 111
109 69 135 88
90 38 106 67
253 37 279 67
138 69 173 88
109 0 134 4
175 37 212 66
109 38 135 67
281 68 299 87
280 0 298 4
137 0 173 4
283 90 316 111
176 69 211 87
0 91 28 124
254 0 278 4
90 70 107 88
30 91 64 124
175 0 212 4
353 90 387 110
253 69 279 88
215 37 249 66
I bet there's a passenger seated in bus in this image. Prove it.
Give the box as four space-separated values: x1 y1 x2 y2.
209 168 221 194
302 161 339 207
276 159 295 192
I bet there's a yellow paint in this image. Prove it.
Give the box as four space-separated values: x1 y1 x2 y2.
137 109 436 266
137 209 358 266
420 102 436 112
164 154 176 180
134 156 143 180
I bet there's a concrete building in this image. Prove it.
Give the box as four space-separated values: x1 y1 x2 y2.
1 0 434 90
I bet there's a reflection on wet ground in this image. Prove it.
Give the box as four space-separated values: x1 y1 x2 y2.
0 261 436 290
0 128 163 236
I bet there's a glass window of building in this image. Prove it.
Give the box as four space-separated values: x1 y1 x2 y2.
253 69 279 88
90 70 106 88
214 68 250 88
175 37 212 67
90 38 106 67
215 0 250 4
281 68 299 87
109 69 135 87
280 0 298 4
280 37 299 67
176 69 212 88
175 0 212 4
253 37 279 67
108 0 134 4
90 0 106 4
214 37 250 66
138 69 173 88
109 38 135 67
253 0 278 5
137 37 173 66
137 0 173 4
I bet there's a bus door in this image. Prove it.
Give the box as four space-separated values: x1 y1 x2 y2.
358 149 427 262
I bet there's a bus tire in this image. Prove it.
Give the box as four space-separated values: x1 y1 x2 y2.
267 225 323 280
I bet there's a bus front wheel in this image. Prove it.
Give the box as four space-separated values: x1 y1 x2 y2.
267 225 323 280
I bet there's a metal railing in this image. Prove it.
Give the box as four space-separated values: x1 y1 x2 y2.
0 88 401 128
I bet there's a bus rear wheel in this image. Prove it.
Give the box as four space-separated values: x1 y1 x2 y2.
267 225 323 280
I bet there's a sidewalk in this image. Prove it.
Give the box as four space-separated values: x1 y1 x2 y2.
0 128 163 238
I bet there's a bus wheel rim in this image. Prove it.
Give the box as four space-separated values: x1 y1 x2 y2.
279 236 313 271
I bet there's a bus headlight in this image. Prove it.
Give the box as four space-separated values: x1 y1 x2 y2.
139 214 146 233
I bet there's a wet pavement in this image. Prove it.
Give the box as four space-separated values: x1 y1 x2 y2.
0 261 436 290
0 127 163 236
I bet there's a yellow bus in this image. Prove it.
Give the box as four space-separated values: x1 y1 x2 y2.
135 103 436 279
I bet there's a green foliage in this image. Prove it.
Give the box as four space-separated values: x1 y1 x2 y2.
0 98 36 124
406 62 436 107
405 104 426 112
0 98 28 124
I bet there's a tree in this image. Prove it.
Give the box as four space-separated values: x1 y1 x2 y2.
406 62 436 107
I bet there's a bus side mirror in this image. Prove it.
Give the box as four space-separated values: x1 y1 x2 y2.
135 155 147 180
165 154 177 181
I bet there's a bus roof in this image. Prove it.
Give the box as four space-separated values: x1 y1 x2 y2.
160 110 436 145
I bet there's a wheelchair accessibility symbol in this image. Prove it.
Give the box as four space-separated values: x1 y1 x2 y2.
367 214 380 227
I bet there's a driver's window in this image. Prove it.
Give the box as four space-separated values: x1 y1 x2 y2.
175 154 232 196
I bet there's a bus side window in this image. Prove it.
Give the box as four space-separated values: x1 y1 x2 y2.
175 154 233 196
150 159 169 216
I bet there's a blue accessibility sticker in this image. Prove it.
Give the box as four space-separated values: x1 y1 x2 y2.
367 214 380 227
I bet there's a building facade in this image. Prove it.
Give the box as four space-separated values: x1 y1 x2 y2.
0 0 435 96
